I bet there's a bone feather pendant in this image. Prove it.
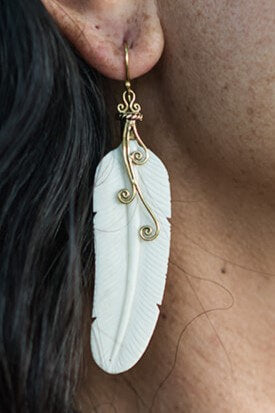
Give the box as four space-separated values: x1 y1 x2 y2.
91 53 171 374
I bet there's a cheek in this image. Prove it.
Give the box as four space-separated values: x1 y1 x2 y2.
159 0 275 186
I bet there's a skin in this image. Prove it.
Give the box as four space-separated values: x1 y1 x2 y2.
43 0 275 411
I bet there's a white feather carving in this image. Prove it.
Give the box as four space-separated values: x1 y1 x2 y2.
91 139 171 375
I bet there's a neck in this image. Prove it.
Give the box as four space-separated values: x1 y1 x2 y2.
136 70 275 276
121 71 275 409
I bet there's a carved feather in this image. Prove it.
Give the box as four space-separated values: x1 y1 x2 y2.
91 140 171 374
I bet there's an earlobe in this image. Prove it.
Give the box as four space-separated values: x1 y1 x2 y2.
42 0 164 80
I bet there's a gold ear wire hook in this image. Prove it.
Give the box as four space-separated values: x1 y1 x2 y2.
124 43 131 90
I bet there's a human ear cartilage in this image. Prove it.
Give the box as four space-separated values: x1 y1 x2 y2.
91 44 171 374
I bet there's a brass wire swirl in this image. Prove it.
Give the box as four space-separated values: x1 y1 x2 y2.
117 44 160 241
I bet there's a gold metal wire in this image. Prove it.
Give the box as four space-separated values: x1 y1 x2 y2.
124 43 131 90
117 43 160 241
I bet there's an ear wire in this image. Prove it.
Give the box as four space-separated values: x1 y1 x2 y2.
124 42 131 91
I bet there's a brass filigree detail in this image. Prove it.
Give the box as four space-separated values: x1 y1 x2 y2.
117 85 159 241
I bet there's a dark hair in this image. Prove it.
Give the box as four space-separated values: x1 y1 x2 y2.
0 0 109 411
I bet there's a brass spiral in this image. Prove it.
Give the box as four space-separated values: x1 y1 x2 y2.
118 188 136 204
140 226 158 242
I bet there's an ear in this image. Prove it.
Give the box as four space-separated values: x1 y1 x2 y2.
42 0 164 80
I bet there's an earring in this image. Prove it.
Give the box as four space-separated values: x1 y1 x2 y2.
91 43 171 374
